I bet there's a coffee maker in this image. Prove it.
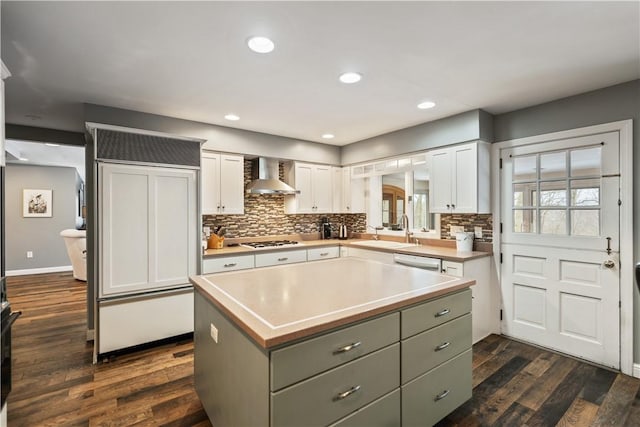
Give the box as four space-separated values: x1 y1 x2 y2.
320 217 332 239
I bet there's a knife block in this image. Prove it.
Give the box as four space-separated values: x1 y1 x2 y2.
208 234 224 249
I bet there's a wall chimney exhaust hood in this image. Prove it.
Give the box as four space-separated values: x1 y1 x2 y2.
246 157 300 195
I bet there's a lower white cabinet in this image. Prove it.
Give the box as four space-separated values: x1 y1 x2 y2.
307 246 340 261
202 254 255 274
345 247 395 264
443 257 496 343
255 249 308 268
99 288 193 354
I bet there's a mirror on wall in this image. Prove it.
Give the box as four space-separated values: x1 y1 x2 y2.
381 173 405 229
413 168 434 231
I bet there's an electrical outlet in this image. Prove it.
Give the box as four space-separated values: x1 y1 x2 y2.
26 251 33 259
449 226 464 236
203 226 211 237
210 323 218 343
474 227 483 239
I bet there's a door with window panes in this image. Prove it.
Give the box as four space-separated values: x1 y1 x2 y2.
500 131 620 368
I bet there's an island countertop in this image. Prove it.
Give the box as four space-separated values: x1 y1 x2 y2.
190 257 474 349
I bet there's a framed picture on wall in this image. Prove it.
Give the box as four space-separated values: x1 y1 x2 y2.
23 189 53 218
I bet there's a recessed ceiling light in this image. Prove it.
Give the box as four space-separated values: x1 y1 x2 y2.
322 134 335 139
45 143 60 147
247 36 275 54
224 114 240 121
339 72 362 84
417 101 436 109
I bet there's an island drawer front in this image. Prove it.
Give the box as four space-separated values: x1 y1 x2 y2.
255 249 307 267
202 255 255 274
271 313 399 391
402 349 472 427
328 389 400 427
307 246 340 261
271 343 400 427
401 313 472 384
401 288 471 339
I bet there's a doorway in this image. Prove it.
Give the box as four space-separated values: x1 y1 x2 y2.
494 120 633 374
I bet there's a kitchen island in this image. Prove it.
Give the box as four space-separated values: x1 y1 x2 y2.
191 257 474 427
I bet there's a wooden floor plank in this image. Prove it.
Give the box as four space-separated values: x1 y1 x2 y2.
8 272 640 426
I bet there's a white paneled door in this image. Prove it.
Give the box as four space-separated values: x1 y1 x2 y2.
500 131 620 369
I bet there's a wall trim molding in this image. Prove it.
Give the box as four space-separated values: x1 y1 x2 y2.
7 265 72 276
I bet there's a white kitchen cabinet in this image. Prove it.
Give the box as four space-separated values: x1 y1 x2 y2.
307 246 340 261
284 162 332 213
201 151 244 215
428 142 490 214
345 247 395 264
202 254 255 274
255 249 308 268
442 258 495 344
332 166 365 213
99 163 198 297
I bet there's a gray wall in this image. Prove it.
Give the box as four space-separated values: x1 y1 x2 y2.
492 79 640 361
84 103 341 165
5 163 81 271
340 109 491 165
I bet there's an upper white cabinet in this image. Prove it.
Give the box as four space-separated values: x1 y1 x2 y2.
332 166 365 214
201 151 244 215
284 162 332 214
427 141 490 214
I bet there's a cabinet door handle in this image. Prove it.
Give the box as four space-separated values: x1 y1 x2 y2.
446 204 450 209
451 204 455 209
223 263 237 268
435 308 450 318
277 257 289 262
333 341 362 354
434 389 450 401
222 205 225 210
435 341 450 352
334 385 361 401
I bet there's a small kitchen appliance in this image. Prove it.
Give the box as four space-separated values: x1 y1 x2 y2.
339 223 348 240
321 217 332 239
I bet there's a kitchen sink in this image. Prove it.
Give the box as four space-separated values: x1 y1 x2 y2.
351 240 417 249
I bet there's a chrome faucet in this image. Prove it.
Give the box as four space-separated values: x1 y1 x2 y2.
367 225 382 240
400 214 413 243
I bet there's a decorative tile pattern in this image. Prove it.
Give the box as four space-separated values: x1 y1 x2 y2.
440 213 493 242
202 160 366 238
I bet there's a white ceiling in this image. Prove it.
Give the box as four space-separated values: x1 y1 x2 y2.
5 139 85 180
2 1 639 146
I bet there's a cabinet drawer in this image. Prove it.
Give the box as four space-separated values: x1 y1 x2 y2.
307 246 340 261
329 389 400 427
402 313 471 383
255 249 307 268
442 260 464 277
271 344 399 427
402 349 472 427
401 288 471 339
271 313 399 391
202 254 255 274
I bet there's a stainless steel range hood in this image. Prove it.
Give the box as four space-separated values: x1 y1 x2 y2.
246 157 300 195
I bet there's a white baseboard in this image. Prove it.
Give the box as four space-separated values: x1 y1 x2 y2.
6 265 72 276
633 363 640 379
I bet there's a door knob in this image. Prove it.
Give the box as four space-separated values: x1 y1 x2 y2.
603 260 616 269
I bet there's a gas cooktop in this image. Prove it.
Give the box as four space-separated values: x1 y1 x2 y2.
241 240 302 249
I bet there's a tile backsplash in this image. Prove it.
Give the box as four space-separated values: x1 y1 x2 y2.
202 160 366 238
440 213 493 242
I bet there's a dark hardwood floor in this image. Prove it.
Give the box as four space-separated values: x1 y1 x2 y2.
6 272 640 426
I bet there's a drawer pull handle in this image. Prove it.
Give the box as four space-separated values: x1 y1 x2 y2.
320 252 329 256
223 263 237 268
435 342 450 352
278 257 289 262
334 341 362 354
435 308 450 318
334 385 361 401
435 389 450 401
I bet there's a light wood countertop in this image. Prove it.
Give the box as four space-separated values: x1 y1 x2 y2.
203 238 491 262
191 257 474 349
